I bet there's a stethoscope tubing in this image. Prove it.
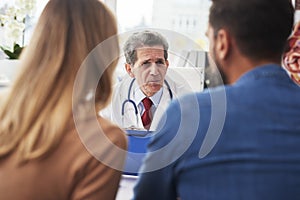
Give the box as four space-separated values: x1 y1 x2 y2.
121 78 173 128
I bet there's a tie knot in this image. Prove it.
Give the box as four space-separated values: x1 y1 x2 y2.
142 97 152 110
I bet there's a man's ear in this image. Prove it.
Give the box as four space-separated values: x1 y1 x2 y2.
165 60 169 68
125 63 135 78
215 29 230 60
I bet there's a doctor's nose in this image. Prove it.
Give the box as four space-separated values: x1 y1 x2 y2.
149 64 159 75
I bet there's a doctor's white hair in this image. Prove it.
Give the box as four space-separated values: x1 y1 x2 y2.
123 30 169 65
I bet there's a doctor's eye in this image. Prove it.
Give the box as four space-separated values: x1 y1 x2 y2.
140 61 151 68
156 59 166 67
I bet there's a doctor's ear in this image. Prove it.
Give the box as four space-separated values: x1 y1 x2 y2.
125 63 135 78
165 60 169 68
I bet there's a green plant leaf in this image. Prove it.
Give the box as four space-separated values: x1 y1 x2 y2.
1 44 24 59
14 46 23 56
0 46 6 51
3 49 18 59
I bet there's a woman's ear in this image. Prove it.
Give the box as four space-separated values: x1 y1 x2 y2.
125 63 135 78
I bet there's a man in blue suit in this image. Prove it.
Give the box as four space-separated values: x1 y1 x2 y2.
133 0 300 199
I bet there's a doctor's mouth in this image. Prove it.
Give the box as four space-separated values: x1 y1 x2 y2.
143 82 163 89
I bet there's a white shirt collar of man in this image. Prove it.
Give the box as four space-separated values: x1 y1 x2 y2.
133 86 163 109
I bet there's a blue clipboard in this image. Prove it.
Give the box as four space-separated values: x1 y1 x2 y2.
123 130 153 175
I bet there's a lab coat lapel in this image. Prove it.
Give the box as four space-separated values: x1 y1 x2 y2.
149 87 172 131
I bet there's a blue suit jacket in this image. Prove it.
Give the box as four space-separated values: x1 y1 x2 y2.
133 64 300 200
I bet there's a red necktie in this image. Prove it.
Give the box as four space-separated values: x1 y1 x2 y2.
141 97 153 130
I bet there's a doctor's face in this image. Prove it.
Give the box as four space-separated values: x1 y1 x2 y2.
127 45 169 97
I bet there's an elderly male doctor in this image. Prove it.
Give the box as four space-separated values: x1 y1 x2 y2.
101 30 189 131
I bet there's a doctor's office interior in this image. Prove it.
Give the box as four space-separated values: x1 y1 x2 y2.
0 0 216 90
0 0 300 200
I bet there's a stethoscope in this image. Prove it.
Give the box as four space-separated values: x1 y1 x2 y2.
121 78 173 129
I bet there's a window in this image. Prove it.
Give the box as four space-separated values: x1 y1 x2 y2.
116 0 211 51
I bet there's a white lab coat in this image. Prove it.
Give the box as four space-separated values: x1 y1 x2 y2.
101 74 192 131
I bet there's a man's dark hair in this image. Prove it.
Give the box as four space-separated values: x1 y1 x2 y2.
123 30 169 65
209 0 294 60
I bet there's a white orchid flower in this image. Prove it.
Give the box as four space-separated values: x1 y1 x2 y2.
0 0 36 58
5 20 25 47
15 0 37 16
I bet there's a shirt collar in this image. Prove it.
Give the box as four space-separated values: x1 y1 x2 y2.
234 64 288 86
133 86 163 107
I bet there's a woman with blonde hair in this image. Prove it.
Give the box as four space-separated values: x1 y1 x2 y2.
0 0 127 199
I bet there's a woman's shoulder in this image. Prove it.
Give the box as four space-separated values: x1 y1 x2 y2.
57 117 127 199
62 116 127 159
97 116 127 150
57 116 127 173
